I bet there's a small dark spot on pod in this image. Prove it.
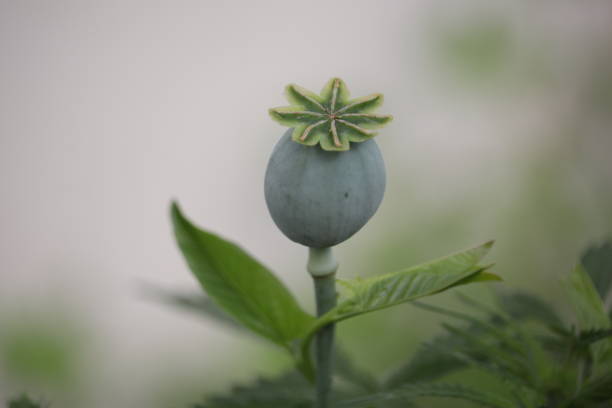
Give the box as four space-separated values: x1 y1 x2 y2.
344 192 349 198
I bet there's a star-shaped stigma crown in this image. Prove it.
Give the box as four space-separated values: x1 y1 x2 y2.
269 78 393 151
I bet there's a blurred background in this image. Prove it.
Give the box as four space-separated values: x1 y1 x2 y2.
1 0 611 406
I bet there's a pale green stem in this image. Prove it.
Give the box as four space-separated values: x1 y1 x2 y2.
307 247 338 408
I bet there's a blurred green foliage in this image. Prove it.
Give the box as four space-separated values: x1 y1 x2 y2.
183 241 612 407
434 17 513 80
0 325 75 386
6 395 45 408
2 4 611 408
0 311 87 408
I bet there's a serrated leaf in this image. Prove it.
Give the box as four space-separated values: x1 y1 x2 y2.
192 372 314 408
570 372 612 405
580 241 612 306
411 301 550 395
171 202 314 348
330 241 496 323
565 264 611 363
338 383 515 408
334 346 379 392
440 323 535 389
190 371 368 408
385 333 467 388
496 291 565 329
300 241 499 377
566 264 610 330
578 328 612 346
452 270 503 288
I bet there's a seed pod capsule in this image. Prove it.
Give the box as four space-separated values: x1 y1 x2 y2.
265 129 386 248
266 78 392 247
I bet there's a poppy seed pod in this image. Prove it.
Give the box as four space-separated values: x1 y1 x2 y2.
264 129 386 248
265 78 392 248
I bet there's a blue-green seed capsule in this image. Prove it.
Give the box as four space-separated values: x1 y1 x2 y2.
264 129 386 248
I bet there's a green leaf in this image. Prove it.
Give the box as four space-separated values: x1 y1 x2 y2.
300 241 499 378
331 241 496 323
7 395 45 408
577 328 612 346
496 291 565 329
334 346 379 392
411 301 549 395
565 263 611 365
191 372 314 408
452 270 502 287
565 264 610 332
171 202 314 348
385 333 468 388
440 323 535 390
570 372 612 406
338 383 515 408
580 241 612 306
191 371 368 408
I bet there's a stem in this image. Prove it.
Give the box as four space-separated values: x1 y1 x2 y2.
308 247 338 408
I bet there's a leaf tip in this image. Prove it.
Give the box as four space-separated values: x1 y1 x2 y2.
483 272 503 282
170 200 182 217
169 200 179 216
170 200 191 232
